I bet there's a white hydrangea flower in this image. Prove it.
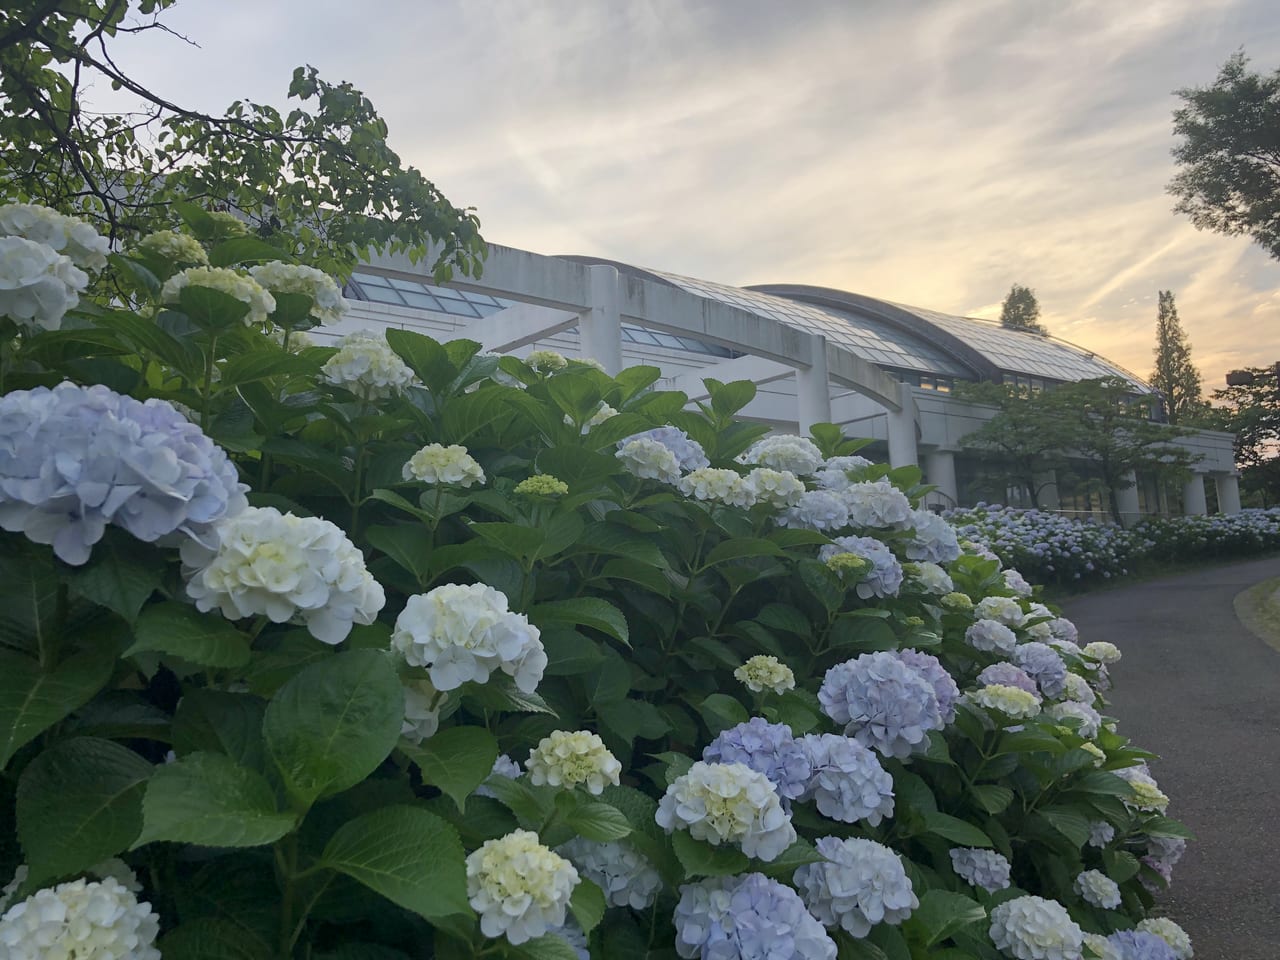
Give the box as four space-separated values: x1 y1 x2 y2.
0 203 109 271
401 677 447 744
0 236 88 331
403 443 485 487
466 830 579 946
1088 820 1116 848
813 455 873 491
678 467 756 507
1114 765 1169 812
135 229 208 265
0 866 27 915
249 260 346 325
841 479 912 527
794 836 918 938
526 730 621 794
391 583 546 693
1083 932 1123 960
950 847 1011 892
321 330 416 399
966 618 1018 654
656 760 797 861
0 876 160 960
975 595 1025 627
742 467 805 508
907 561 954 595
1046 700 1102 739
206 211 250 236
1136 918 1193 959
161 266 275 326
181 506 385 645
734 655 795 695
1024 620 1055 642
575 402 617 431
616 437 681 484
1083 641 1122 664
776 489 849 531
963 684 1041 720
989 896 1084 960
1074 869 1121 909
557 837 663 910
742 435 823 475
526 349 567 371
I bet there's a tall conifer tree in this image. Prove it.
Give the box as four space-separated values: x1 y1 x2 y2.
1149 290 1202 424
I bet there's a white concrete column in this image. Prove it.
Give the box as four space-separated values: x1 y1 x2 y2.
923 449 958 506
1032 469 1060 510
887 381 919 468
579 264 623 374
1182 475 1207 516
1115 470 1141 525
1215 474 1242 514
796 333 831 433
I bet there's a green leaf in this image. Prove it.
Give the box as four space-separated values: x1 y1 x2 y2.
170 689 266 768
0 647 115 769
999 728 1068 754
756 837 826 879
904 890 988 948
565 801 632 842
262 649 404 810
16 737 151 885
94 309 203 377
126 602 251 668
365 524 434 585
1101 849 1141 883
540 627 605 676
219 350 321 386
596 698 672 743
705 538 785 565
138 752 297 847
467 521 544 561
528 597 630 647
159 918 273 960
384 328 453 393
698 693 749 733
461 673 558 715
671 830 750 877
178 284 251 331
970 784 1014 815
924 811 992 847
1141 815 1195 840
510 935 580 960
1036 807 1092 848
63 531 167 623
207 236 289 267
481 773 556 827
320 805 470 919
569 878 606 935
400 726 499 811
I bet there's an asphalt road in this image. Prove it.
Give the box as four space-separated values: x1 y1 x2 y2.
1063 557 1280 960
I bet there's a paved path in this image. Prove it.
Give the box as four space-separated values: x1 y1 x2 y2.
1064 557 1280 960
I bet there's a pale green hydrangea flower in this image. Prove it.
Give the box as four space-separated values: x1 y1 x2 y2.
1136 918 1193 959
526 349 567 371
679 467 757 507
466 830 578 945
734 655 796 695
161 266 276 326
525 730 622 794
655 760 796 861
403 443 485 487
249 260 346 325
941 591 973 611
135 229 208 265
963 684 1041 720
515 474 569 497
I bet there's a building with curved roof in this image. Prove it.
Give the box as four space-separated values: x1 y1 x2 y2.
335 242 1239 519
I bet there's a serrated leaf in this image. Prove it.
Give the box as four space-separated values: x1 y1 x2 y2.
127 602 251 668
16 737 151 885
138 752 297 847
971 784 1014 815
671 830 750 877
528 597 630 647
63 531 167 623
510 935 580 960
320 805 469 919
565 801 632 841
705 538 785 565
1037 807 1092 848
924 811 992 847
0 647 115 768
569 877 606 934
400 726 499 811
160 917 273 960
207 236 288 268
904 889 988 948
171 689 266 768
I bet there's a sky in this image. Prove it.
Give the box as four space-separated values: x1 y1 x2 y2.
103 0 1280 389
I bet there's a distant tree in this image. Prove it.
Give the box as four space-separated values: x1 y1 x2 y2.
1202 365 1280 505
955 381 1068 507
1169 52 1280 261
1149 291 1203 424
999 284 1047 334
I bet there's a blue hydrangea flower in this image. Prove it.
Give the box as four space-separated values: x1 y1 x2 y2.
819 536 903 599
897 648 959 723
1107 930 1179 960
0 382 247 565
704 718 811 802
673 874 836 960
949 847 1011 892
617 426 708 471
819 653 943 759
1012 642 1069 699
794 837 918 938
798 734 894 824
977 662 1039 696
895 507 961 563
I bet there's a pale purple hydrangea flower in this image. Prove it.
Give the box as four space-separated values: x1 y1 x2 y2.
1087 820 1115 848
704 718 812 802
819 652 943 759
797 734 894 825
776 489 849 531
819 535 903 599
673 874 836 960
949 847 1011 892
813 455 872 491
897 648 959 723
1012 642 1069 699
0 382 247 565
1107 930 1179 960
895 508 962 564
978 662 1040 696
1141 837 1186 891
1049 617 1079 644
618 426 709 472
966 619 1018 655
1003 568 1034 597
794 837 918 938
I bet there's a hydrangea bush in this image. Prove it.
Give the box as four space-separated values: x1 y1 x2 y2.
0 206 1194 959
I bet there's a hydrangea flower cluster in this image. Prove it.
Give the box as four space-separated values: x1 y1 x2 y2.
1084 641 1122 664
896 508 962 563
161 266 276 326
813 454 872 490
1003 567 1034 596
703 718 812 802
1075 869 1121 908
795 836 918 938
975 595 1026 627
673 874 835 960
819 536 903 599
842 479 912 527
1107 930 1180 960
1141 836 1186 889
616 437 681 484
798 734 894 824
742 435 823 475
0 236 89 331
1088 819 1116 848
989 895 1084 960
1115 765 1170 812
777 489 849 531
678 467 756 507
978 662 1040 696
182 506 384 644
557 838 663 910
734 655 795 694
402 443 485 487
391 583 546 693
515 474 569 497
1136 918 1193 959
950 847 1011 892
1012 642 1069 698
742 467 805 507
0 876 160 960
465 830 578 945
248 260 346 325
964 684 1042 720
1046 700 1102 738
0 382 248 565
966 618 1018 654
0 203 110 270
942 590 974 611
525 349 567 371
323 330 416 399
620 427 709 472
526 730 622 794
819 652 944 758
656 761 796 861
401 677 447 743
896 648 959 722
1061 672 1096 703
135 229 208 265
905 560 954 594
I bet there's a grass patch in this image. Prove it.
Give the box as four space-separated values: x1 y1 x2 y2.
1234 575 1280 653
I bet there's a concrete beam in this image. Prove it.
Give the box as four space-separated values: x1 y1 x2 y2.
462 302 579 353
668 355 796 402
